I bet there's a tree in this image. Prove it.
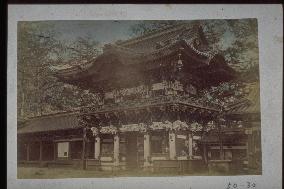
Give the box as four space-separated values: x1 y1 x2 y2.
68 36 100 64
18 22 101 118
223 19 259 72
17 21 61 117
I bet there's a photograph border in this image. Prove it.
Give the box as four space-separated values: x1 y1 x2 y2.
7 4 283 189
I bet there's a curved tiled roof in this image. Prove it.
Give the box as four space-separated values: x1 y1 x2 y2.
53 23 213 78
53 23 235 91
17 113 81 134
116 23 198 48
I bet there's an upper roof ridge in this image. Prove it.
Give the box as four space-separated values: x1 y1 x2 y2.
115 22 193 47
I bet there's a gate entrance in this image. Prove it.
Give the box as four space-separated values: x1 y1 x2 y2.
125 134 144 169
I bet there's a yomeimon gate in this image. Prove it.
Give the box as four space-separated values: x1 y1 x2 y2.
17 24 261 174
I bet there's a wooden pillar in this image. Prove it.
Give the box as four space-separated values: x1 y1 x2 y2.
217 119 224 160
202 130 208 164
188 132 193 159
26 142 30 161
143 133 151 167
169 131 176 160
220 136 224 160
246 128 253 168
94 136 101 160
113 134 120 167
82 128 87 170
53 142 57 161
252 130 256 168
208 151 212 159
203 141 208 164
39 141 43 162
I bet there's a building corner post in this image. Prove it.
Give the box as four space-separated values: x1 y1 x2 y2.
169 130 176 160
94 135 101 160
188 132 193 159
39 141 43 166
26 142 30 161
82 127 87 170
143 132 151 170
113 134 120 169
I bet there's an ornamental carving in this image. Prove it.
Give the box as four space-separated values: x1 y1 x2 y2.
87 121 217 135
100 125 118 135
90 127 99 136
119 123 147 133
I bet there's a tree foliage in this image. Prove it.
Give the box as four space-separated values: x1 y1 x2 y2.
18 22 100 118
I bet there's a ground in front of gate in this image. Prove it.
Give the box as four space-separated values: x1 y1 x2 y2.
17 167 255 179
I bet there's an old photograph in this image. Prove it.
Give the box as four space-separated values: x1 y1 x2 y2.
17 19 261 178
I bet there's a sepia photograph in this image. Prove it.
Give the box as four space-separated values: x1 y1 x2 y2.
16 19 262 178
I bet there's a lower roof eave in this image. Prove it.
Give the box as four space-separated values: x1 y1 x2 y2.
17 126 83 135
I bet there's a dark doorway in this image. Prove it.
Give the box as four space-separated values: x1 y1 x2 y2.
29 142 40 161
126 134 138 169
70 141 83 160
42 141 54 161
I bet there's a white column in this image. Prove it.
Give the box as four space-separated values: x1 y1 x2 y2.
208 151 212 159
113 134 120 166
169 131 176 160
246 128 253 168
94 136 100 160
144 133 151 167
188 132 193 159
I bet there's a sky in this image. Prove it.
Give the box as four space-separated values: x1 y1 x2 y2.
50 20 141 45
22 20 239 52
